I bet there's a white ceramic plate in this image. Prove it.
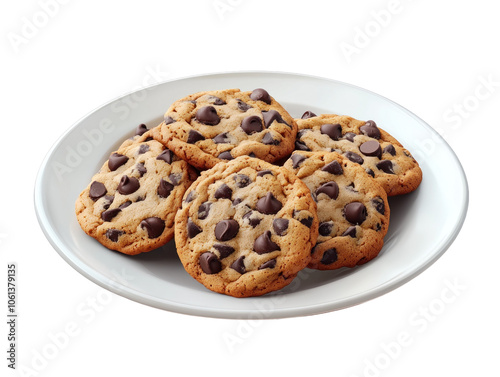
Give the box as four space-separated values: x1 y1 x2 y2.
34 72 468 319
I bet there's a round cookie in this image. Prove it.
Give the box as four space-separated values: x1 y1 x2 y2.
75 132 198 255
283 151 390 270
295 113 422 196
174 156 318 297
150 88 297 170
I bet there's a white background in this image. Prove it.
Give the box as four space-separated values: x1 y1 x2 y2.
1 0 497 376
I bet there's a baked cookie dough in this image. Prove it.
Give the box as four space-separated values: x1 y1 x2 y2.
284 151 390 270
75 131 198 255
150 88 297 170
174 156 318 297
295 113 422 196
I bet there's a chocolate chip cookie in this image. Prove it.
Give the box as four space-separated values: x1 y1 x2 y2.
150 88 297 170
174 156 318 297
283 151 390 270
75 131 198 255
295 113 422 196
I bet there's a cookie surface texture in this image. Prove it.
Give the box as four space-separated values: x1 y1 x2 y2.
75 132 198 255
284 151 390 270
150 88 297 170
174 156 318 297
295 113 422 196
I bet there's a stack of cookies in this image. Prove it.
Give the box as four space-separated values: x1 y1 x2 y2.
76 88 422 297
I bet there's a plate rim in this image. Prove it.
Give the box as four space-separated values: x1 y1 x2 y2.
34 70 469 319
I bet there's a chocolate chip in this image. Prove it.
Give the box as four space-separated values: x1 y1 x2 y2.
342 226 357 238
321 248 338 265
208 95 225 105
237 99 252 112
187 219 202 238
359 140 382 158
319 222 333 237
346 182 357 192
215 184 232 199
250 88 271 104
232 198 242 206
254 231 280 254
118 201 131 209
360 120 381 139
230 256 246 274
135 124 148 136
241 116 263 134
316 181 339 200
168 173 182 186
215 219 240 241
199 252 221 274
101 208 121 222
105 229 123 242
344 202 367 225
243 211 262 228
164 116 175 125
185 191 195 203
372 197 385 214
320 123 342 141
117 175 140 195
291 154 306 169
213 132 231 144
295 140 310 151
102 195 114 209
262 110 284 128
233 174 251 188
156 179 173 199
300 216 313 228
383 144 396 156
344 151 364 165
136 163 147 177
156 149 174 164
258 259 277 270
138 144 149 154
366 168 375 177
249 152 256 158
376 160 395 174
272 218 289 236
218 151 233 160
256 193 282 215
197 202 212 220
322 160 343 175
140 217 165 238
187 130 205 144
108 153 129 171
213 244 235 258
261 133 280 145
301 111 317 119
257 170 273 177
195 106 220 125
344 132 356 142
